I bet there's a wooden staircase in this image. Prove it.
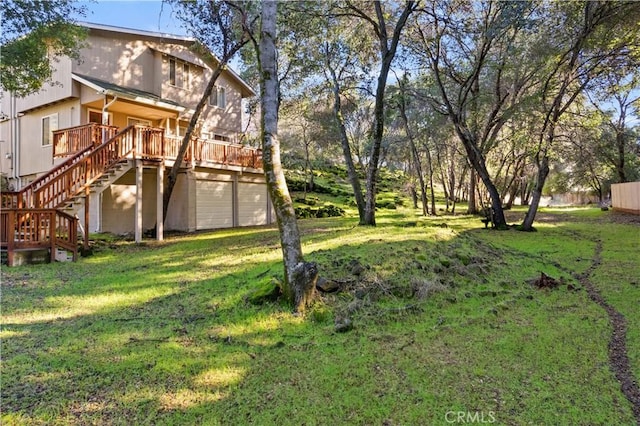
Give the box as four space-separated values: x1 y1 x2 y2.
58 159 134 215
1 123 264 266
1 125 155 266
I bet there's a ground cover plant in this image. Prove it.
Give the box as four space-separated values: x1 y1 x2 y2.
2 207 639 425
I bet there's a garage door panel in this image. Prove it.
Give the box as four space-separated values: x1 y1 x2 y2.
196 180 233 230
238 183 268 226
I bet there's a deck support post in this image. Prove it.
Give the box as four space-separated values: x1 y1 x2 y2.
135 159 143 243
84 186 90 250
157 163 164 241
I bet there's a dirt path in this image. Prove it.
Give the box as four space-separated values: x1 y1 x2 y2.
577 240 640 424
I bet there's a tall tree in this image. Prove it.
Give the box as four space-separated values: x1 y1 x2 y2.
391 74 429 216
253 0 318 312
410 0 537 229
1 0 87 96
164 0 252 222
587 68 640 183
321 31 369 223
521 1 640 230
338 1 417 226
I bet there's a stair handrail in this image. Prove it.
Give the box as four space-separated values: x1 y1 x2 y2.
33 125 138 209
1 145 96 209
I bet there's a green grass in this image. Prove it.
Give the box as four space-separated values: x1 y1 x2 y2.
2 207 639 425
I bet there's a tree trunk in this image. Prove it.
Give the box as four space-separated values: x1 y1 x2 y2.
467 168 477 214
436 147 450 211
361 1 415 226
362 61 392 226
425 143 437 215
259 0 317 312
163 41 246 223
409 183 418 209
616 129 627 183
460 137 507 228
397 87 428 216
521 155 549 231
326 60 366 223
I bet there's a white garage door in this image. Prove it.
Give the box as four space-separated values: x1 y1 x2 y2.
196 180 233 230
238 183 268 226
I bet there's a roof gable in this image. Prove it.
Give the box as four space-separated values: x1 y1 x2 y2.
79 22 255 98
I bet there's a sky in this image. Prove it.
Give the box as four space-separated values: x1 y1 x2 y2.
76 1 187 36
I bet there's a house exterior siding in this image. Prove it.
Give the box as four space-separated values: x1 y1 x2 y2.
1 23 271 243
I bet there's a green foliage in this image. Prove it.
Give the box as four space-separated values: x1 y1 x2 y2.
245 277 282 305
1 1 87 96
294 204 345 219
1 208 639 424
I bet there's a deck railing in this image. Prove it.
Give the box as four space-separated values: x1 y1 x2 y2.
0 209 78 266
2 124 263 265
1 145 96 209
53 123 262 169
53 123 119 157
165 135 263 169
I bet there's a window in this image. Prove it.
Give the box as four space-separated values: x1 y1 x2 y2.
168 57 190 89
209 86 226 109
42 113 58 146
128 117 152 127
213 134 231 142
169 58 176 86
88 109 112 125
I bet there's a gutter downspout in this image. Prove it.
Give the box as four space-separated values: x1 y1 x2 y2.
15 101 22 190
9 92 20 188
101 93 118 143
8 92 15 184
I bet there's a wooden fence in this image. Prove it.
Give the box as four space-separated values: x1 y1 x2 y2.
611 182 640 214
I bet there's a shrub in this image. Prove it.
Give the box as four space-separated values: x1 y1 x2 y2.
294 204 345 219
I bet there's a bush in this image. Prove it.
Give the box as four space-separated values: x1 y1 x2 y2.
294 196 318 206
294 204 345 219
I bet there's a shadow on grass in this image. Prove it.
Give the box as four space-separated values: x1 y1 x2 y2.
2 211 638 424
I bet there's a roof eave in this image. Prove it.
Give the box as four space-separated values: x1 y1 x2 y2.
71 74 186 113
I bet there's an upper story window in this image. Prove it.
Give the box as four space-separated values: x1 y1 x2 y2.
128 117 152 127
42 113 58 146
214 133 231 142
169 57 191 89
209 86 226 109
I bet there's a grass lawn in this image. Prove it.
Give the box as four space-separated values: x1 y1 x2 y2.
2 207 639 425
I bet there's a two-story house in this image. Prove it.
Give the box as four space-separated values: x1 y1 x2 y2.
0 23 273 265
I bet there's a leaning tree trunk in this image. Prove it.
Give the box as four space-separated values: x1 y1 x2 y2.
459 134 507 228
326 61 366 223
521 154 549 231
398 94 428 216
259 0 317 312
163 40 246 223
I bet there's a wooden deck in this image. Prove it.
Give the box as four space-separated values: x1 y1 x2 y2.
1 124 263 266
53 124 263 169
